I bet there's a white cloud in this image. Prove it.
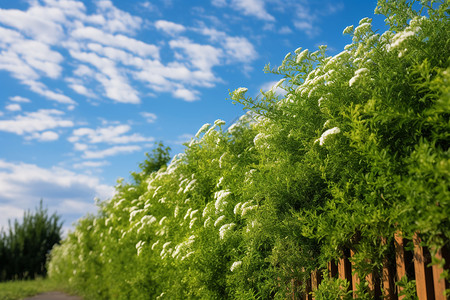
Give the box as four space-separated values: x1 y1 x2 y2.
83 145 142 159
211 0 227 7
170 38 223 71
9 96 31 103
0 204 24 230
68 82 96 98
90 0 142 34
173 87 199 101
74 143 88 151
24 79 75 104
0 0 261 105
69 50 140 104
222 0 274 21
155 20 186 36
9 39 63 78
0 7 65 44
223 36 257 62
141 112 157 123
279 26 293 34
71 26 159 58
5 104 21 111
0 109 73 135
69 124 154 144
0 159 114 230
73 160 110 169
26 130 60 142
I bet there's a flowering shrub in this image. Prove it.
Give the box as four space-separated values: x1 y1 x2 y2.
48 1 449 299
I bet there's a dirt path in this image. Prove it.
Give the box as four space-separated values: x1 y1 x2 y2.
23 291 82 300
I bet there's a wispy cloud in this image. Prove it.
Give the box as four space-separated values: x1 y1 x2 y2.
141 112 158 123
73 160 110 169
5 104 21 112
83 145 142 159
26 131 59 142
0 0 260 105
212 0 274 21
0 109 73 136
9 96 31 103
155 20 186 36
69 124 153 144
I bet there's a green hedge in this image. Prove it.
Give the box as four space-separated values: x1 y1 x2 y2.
48 1 449 299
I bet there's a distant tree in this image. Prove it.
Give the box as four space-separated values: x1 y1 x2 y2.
0 200 63 281
131 141 171 184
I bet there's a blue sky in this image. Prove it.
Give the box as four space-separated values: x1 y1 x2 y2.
0 0 384 232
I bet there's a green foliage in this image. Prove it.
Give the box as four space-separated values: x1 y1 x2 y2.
48 1 449 299
0 200 63 281
131 141 171 184
312 277 352 300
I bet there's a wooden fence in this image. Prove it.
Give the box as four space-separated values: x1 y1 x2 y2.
294 232 449 299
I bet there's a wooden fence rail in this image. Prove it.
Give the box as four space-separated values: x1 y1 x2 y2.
292 232 449 299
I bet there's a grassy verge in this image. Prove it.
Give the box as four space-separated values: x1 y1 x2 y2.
0 278 72 300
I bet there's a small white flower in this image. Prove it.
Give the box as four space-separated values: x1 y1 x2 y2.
296 49 309 63
190 209 198 219
184 179 197 193
235 87 248 94
230 261 242 272
184 208 192 220
343 25 354 35
214 215 226 227
219 223 235 239
233 202 242 215
241 205 258 216
214 119 226 127
284 52 291 61
204 216 212 227
355 68 369 76
189 218 197 229
195 123 211 138
151 240 160 250
315 127 341 146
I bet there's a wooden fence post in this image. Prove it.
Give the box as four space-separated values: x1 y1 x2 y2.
328 260 338 278
413 232 435 299
381 236 396 300
394 231 406 300
431 246 449 300
338 250 352 288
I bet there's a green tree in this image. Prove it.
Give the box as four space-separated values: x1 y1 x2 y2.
131 141 171 184
0 200 63 281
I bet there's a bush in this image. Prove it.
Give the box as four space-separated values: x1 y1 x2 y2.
0 200 63 281
48 0 449 299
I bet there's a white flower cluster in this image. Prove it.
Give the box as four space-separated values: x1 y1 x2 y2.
253 132 270 149
349 68 370 87
389 16 424 54
234 201 258 217
219 223 235 239
230 260 242 272
172 235 195 260
214 190 231 213
195 123 211 138
296 49 309 63
315 127 341 146
136 240 146 256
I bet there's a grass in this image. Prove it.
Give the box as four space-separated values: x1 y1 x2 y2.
0 278 72 300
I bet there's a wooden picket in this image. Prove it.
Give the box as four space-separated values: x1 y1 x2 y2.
301 232 449 300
